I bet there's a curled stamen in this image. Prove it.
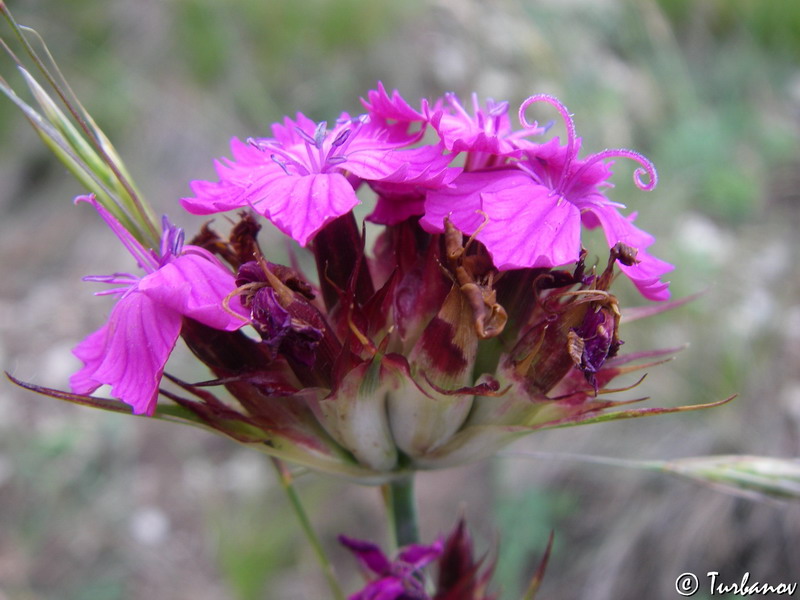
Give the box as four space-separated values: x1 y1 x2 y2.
519 94 577 188
519 94 576 156
570 148 658 192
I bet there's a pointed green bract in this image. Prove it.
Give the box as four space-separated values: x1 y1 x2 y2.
1 8 159 247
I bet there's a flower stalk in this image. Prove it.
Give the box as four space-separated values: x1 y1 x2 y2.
385 475 420 549
270 457 346 600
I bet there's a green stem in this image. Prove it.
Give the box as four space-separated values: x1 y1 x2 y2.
269 457 345 600
385 475 419 549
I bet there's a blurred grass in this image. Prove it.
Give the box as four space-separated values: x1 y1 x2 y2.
2 1 800 599
494 486 578 599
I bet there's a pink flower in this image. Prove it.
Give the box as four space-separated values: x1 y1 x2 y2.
340 518 504 599
422 95 673 301
182 111 455 246
339 534 444 600
69 195 247 415
428 91 545 165
360 81 429 132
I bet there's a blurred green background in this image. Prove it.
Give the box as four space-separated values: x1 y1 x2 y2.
1 0 799 599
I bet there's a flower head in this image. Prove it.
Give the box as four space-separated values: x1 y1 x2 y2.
19 87 707 482
69 195 247 415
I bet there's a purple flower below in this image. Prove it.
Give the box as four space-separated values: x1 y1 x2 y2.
339 534 443 600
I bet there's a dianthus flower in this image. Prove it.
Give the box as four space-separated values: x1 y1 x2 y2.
428 91 545 163
181 111 457 245
69 195 247 415
362 87 544 225
341 518 505 600
421 94 673 301
339 534 444 600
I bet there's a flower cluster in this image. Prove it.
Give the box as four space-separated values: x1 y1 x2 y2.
183 86 671 301
22 84 697 481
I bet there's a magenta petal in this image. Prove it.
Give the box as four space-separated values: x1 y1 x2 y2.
618 251 674 301
421 170 504 234
581 203 655 249
228 136 272 167
477 185 581 269
423 170 581 269
70 324 112 396
137 249 248 330
346 142 455 186
366 192 426 225
180 137 280 216
270 112 321 146
397 539 444 568
584 203 673 300
361 82 427 123
181 177 250 215
70 290 182 416
250 172 359 246
354 578 407 600
339 537 391 574
433 109 516 155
